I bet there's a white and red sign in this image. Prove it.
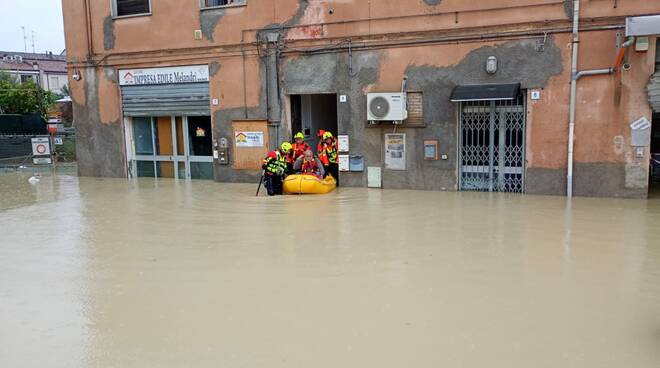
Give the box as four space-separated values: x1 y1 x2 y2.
31 137 51 156
118 65 210 86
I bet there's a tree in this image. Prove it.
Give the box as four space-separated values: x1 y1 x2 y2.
0 71 56 116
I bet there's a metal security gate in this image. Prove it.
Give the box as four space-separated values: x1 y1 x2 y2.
459 93 526 193
121 82 210 117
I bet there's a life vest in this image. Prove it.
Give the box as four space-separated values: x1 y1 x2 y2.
301 158 319 175
263 150 287 175
318 141 338 164
317 142 329 165
289 142 310 163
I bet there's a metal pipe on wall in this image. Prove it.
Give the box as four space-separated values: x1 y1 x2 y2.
566 1 634 197
566 0 581 198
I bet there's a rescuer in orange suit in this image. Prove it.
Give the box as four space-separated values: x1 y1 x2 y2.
318 131 339 185
288 132 310 174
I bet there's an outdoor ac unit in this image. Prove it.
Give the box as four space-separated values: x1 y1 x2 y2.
367 93 408 123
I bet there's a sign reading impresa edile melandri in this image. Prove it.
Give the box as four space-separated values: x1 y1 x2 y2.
118 65 210 86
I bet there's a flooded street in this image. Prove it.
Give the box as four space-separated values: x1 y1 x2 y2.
1 172 660 368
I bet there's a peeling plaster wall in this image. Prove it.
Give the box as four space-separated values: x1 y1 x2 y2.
279 38 564 191
61 0 660 197
72 67 125 178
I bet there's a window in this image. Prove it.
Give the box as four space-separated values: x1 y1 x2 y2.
50 76 60 89
20 75 35 84
201 0 246 9
113 0 151 17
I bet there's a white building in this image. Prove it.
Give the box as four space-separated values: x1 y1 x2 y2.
0 51 68 94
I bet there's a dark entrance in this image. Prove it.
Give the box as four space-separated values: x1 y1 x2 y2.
650 113 660 195
290 94 338 147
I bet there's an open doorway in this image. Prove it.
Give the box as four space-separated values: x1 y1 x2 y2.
650 113 660 196
290 94 338 147
289 93 339 182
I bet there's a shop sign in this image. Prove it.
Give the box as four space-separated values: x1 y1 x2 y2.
385 133 406 170
118 65 210 86
235 131 264 148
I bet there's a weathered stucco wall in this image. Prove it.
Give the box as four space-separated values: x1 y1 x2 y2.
279 36 564 191
61 0 660 197
72 67 125 178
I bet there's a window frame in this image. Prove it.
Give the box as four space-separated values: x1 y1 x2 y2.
111 0 152 19
200 0 247 11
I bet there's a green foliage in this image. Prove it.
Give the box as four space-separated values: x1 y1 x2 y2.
60 84 70 97
0 71 57 116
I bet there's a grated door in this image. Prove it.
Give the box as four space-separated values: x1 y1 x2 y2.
459 94 526 193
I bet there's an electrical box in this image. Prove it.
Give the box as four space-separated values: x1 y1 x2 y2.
367 166 382 188
635 37 650 52
630 117 651 147
349 155 364 172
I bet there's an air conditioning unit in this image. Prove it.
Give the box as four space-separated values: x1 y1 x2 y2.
367 93 408 123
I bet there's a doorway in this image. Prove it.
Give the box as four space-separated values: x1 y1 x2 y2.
290 94 338 147
459 93 527 193
129 116 214 180
650 113 660 195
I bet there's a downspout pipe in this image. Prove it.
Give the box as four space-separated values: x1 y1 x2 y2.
566 0 581 198
566 23 634 197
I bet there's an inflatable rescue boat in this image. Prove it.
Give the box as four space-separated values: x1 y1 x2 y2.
283 174 337 195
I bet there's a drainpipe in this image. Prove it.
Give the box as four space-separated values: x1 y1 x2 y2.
566 0 581 198
566 0 628 197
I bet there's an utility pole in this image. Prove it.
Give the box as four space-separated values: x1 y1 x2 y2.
31 31 36 53
21 26 27 52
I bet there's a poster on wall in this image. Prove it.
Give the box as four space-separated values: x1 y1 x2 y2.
385 133 406 170
235 131 264 148
338 155 350 172
338 135 350 152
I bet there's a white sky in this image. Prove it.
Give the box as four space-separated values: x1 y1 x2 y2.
0 0 66 54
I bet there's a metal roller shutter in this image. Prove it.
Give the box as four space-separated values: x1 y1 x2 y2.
649 72 660 113
121 83 210 117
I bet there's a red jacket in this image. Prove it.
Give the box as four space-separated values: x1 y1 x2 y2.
289 142 310 163
317 140 338 165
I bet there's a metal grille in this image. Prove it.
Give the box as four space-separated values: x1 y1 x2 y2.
459 93 526 193
121 83 210 117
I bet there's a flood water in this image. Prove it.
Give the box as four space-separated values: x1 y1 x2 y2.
1 171 660 368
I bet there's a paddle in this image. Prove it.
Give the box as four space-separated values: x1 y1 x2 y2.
256 170 265 197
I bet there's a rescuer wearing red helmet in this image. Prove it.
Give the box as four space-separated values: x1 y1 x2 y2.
262 142 292 196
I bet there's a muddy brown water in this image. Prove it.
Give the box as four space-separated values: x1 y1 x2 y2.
1 171 660 367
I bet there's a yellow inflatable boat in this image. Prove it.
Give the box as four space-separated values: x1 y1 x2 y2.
283 174 337 195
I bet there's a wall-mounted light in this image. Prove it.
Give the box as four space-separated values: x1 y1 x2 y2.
72 69 82 81
486 56 498 75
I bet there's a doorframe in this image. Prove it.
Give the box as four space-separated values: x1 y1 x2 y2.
126 115 213 179
457 92 527 193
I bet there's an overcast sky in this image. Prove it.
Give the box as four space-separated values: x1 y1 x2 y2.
0 0 65 54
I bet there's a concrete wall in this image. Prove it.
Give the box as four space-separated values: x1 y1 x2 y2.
61 0 660 197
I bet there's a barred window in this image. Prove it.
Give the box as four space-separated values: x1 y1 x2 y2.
405 92 424 125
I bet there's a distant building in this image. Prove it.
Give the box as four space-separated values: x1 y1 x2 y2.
0 51 68 94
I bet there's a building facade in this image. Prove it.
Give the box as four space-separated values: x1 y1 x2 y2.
0 51 69 94
62 0 660 197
